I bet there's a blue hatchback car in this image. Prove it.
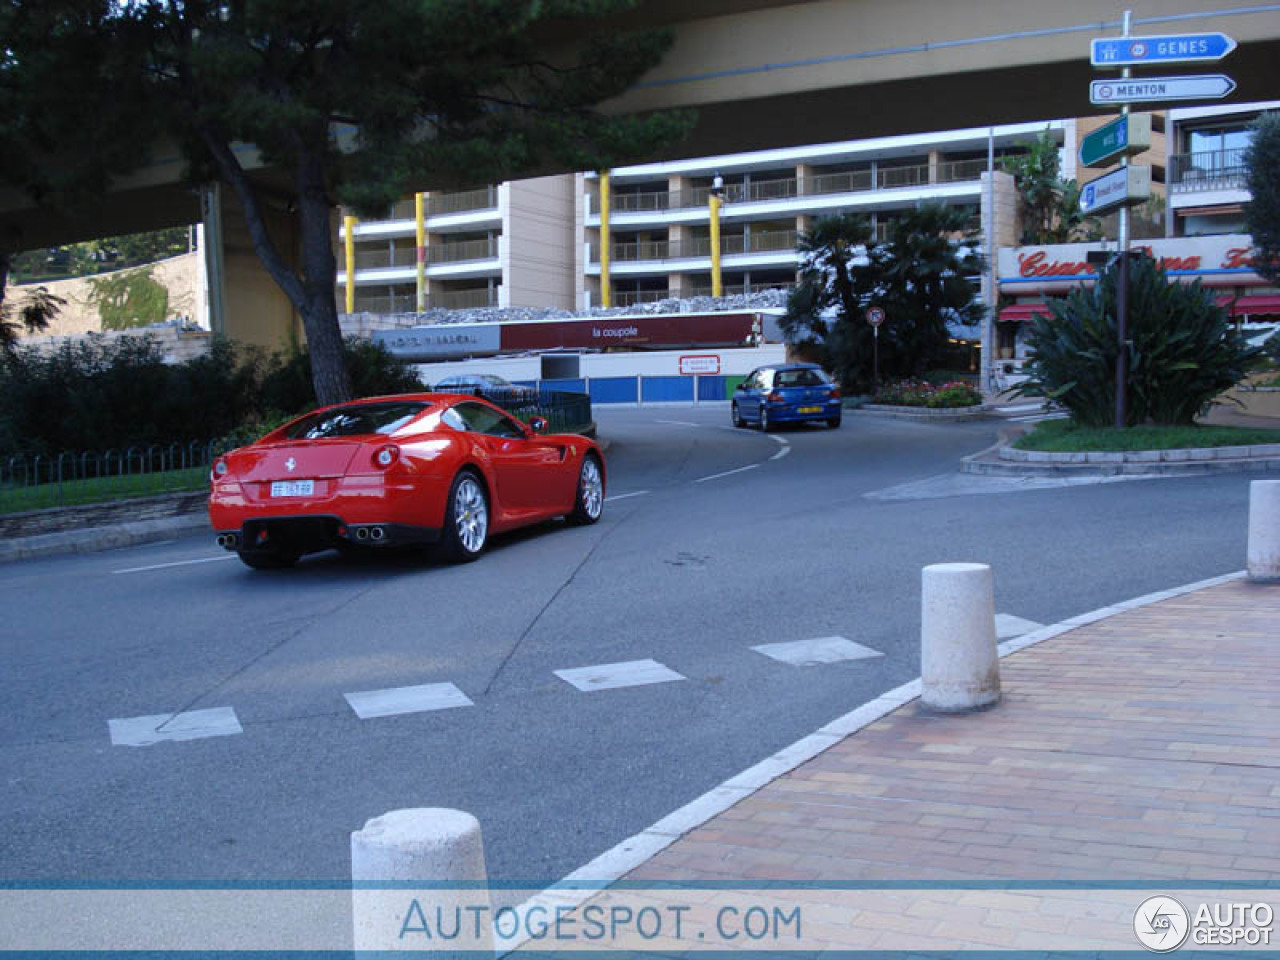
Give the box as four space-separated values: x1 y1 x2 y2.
732 363 842 431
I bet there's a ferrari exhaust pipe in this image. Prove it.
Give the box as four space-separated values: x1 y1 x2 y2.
216 533 239 550
369 526 386 541
355 527 370 541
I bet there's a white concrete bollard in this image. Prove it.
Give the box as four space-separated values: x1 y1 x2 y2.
921 562 1001 712
1248 480 1280 582
351 807 494 958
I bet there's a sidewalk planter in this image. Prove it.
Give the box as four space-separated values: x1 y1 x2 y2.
857 403 990 422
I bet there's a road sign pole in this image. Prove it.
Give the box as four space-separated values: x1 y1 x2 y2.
874 325 880 388
1115 9 1131 430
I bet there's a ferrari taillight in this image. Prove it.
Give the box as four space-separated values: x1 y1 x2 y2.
211 459 228 482
373 444 400 469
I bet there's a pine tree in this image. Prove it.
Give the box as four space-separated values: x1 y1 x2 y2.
1 0 692 405
1245 112 1280 287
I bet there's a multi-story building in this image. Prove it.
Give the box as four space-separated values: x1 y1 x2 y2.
580 121 1065 310
1166 100 1279 237
338 121 1074 318
996 100 1280 382
338 176 580 315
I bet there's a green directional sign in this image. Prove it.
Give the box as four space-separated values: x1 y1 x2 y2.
1080 114 1152 169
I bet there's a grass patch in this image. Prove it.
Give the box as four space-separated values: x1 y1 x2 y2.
1014 419 1280 452
0 466 209 515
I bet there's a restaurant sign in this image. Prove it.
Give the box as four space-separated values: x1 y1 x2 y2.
999 234 1261 293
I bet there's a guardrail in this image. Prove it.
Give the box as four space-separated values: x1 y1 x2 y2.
1 441 219 514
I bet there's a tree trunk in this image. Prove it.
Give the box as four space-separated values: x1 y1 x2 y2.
195 124 353 408
0 250 10 312
296 152 352 408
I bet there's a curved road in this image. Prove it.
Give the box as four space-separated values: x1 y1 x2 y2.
0 408 1254 886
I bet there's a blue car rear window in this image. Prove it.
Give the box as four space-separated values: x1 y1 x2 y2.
775 369 830 387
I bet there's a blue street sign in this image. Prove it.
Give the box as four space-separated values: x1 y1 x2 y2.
1091 33 1236 67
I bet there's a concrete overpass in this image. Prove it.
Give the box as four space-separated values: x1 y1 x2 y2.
3 0 1278 346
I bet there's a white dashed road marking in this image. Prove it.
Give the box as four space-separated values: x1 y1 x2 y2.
655 419 700 427
554 659 686 692
344 682 474 720
694 464 759 484
113 555 238 575
752 636 884 666
995 613 1047 639
109 707 243 747
605 490 650 503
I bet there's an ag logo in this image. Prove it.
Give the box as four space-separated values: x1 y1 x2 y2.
1134 896 1190 952
285 457 297 473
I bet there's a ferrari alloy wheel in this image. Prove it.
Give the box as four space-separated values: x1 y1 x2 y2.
731 402 745 428
568 454 604 525
441 471 489 562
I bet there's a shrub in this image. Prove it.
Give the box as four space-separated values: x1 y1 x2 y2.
1018 256 1262 426
0 334 267 456
259 337 424 415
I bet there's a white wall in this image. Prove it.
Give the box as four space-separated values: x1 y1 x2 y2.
414 344 786 385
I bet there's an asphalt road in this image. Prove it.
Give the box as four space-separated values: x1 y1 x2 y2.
0 406 1255 888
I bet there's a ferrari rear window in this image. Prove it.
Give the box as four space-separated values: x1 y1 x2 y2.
284 402 428 439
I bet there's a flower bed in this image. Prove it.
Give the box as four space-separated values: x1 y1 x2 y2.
872 378 983 408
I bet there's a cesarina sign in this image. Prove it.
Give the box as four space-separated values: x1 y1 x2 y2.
998 234 1262 294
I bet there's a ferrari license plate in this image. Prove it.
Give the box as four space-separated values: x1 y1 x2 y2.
270 480 315 498
798 406 822 414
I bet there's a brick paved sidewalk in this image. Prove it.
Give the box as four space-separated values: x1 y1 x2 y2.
517 578 1280 953
632 577 1280 889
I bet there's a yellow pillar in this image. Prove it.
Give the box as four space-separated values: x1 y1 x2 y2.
414 193 426 312
599 171 611 308
343 215 357 314
709 194 723 298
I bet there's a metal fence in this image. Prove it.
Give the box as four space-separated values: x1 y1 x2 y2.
468 387 594 435
1 441 220 513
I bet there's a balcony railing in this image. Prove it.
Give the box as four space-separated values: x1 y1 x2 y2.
428 237 499 264
428 186 499 217
353 247 416 270
685 280 796 299
1169 148 1249 193
599 160 989 216
350 287 497 314
614 289 671 306
595 230 800 263
349 238 499 272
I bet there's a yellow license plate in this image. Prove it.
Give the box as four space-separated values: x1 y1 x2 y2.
798 406 822 414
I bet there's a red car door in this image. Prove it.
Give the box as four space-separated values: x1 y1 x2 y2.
449 402 568 521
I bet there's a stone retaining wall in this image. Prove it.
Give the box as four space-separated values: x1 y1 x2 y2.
0 491 207 539
857 403 990 422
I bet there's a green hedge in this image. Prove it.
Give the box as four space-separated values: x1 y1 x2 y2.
0 335 424 457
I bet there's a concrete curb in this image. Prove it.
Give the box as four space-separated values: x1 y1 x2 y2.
962 449 1280 477
0 513 210 564
498 569 1249 956
1000 441 1280 464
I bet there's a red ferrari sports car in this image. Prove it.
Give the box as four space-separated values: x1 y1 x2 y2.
209 393 605 569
